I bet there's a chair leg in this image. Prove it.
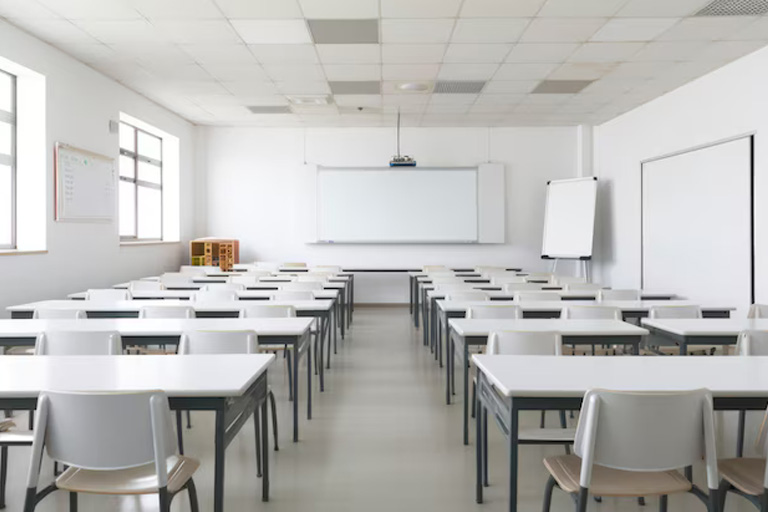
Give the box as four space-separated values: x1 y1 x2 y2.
254 410 262 478
576 487 588 512
186 410 192 429
268 390 279 451
659 495 667 512
286 352 294 401
542 476 556 512
158 487 170 512
69 492 77 512
559 411 571 455
471 380 476 419
186 479 200 512
639 497 646 506
540 410 546 428
0 446 7 509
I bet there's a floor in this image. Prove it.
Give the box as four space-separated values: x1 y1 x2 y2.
3 307 756 511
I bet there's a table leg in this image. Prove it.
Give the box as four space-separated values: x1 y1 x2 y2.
476 385 484 504
293 336 300 442
214 407 226 512
508 400 519 512
423 290 429 347
261 399 269 502
738 410 746 457
437 310 443 368
340 292 345 340
307 333 312 420
446 327 452 405
464 341 470 445
409 276 413 315
176 410 185 454
333 304 338 354
325 313 332 370
414 282 420 328
319 321 325 392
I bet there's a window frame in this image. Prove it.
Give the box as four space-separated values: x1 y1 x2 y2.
118 121 163 241
0 68 17 249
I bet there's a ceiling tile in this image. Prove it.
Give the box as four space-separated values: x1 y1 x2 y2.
381 44 446 63
9 18 98 44
263 64 326 81
590 18 679 42
182 44 258 65
538 0 629 17
724 17 768 40
74 20 165 44
381 0 462 18
204 64 270 81
333 94 382 107
382 92 430 104
249 44 319 64
316 44 381 64
329 81 381 94
276 81 332 94
143 63 214 81
36 0 142 19
494 62 558 80
482 80 539 93
658 17 758 41
58 43 117 63
230 20 312 44
152 21 241 44
298 0 379 18
568 42 645 62
475 93 525 105
0 0 58 19
437 63 499 80
469 103 515 114
220 81 280 95
451 19 530 43
308 19 379 44
443 44 511 63
695 40 767 61
323 64 381 80
616 0 712 17
130 0 223 19
521 91 575 102
212 0 302 18
460 0 547 17
382 64 440 80
430 93 478 105
628 41 707 61
604 61 675 78
426 104 472 114
548 62 616 79
520 18 607 43
505 43 578 62
381 19 455 44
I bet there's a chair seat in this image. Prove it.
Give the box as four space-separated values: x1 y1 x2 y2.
719 458 765 496
0 429 34 445
519 428 576 443
56 455 199 495
5 346 34 356
543 454 692 497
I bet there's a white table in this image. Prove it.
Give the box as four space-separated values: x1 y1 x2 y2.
448 318 649 445
0 354 274 512
472 355 768 512
642 318 768 355
0 318 313 442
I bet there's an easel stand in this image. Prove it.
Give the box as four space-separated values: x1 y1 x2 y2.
547 257 591 283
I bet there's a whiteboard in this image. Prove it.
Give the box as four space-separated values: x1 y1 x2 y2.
642 136 753 316
55 143 116 222
541 177 598 259
316 167 478 243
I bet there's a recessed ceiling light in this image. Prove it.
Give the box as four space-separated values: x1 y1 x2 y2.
286 95 332 105
396 82 430 92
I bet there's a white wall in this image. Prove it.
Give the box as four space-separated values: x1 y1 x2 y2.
200 126 580 302
593 45 768 303
0 20 197 315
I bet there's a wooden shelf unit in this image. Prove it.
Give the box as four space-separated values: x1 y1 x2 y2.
189 238 240 271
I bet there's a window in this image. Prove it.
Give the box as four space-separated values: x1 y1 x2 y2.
0 69 16 248
119 122 163 240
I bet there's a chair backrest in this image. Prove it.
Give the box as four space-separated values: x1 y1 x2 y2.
128 280 165 292
244 270 273 278
281 281 323 291
431 277 463 285
598 289 640 301
33 309 86 320
423 265 449 272
747 304 768 319
86 289 131 301
735 330 768 356
31 390 176 477
648 305 703 319
573 389 718 491
434 283 475 293
191 290 238 302
229 275 260 287
561 306 621 320
297 275 330 283
565 283 603 291
282 262 307 268
486 331 562 355
446 291 490 302
179 265 207 276
515 291 561 302
311 265 342 273
178 330 258 355
35 331 122 356
272 291 314 301
159 273 194 288
492 276 527 286
201 283 245 292
503 283 543 293
138 306 195 319
524 274 554 284
239 305 296 318
554 276 588 286
466 305 522 320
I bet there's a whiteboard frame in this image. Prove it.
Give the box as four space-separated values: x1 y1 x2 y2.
54 142 116 223
540 176 598 260
314 166 479 244
640 133 755 304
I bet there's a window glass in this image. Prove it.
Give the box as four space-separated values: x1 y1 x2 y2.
0 164 11 246
0 121 11 155
119 181 135 237
137 131 161 161
138 160 161 185
0 73 11 113
137 186 161 239
119 155 135 179
119 123 135 153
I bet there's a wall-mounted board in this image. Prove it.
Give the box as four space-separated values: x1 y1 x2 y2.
541 176 598 259
55 143 115 222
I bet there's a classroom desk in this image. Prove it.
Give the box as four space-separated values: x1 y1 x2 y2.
0 318 313 443
448 319 649 445
0 354 274 512
641 318 768 355
472 355 768 512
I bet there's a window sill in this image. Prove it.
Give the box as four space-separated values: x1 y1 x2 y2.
120 240 180 247
0 249 48 256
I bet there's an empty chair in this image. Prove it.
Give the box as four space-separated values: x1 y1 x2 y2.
487 330 562 355
297 274 330 283
431 277 464 286
272 291 314 301
423 265 449 272
128 280 165 292
23 390 199 512
33 309 86 320
434 283 475 293
254 261 280 271
648 305 703 319
243 270 273 278
515 291 561 302
311 265 341 273
139 306 195 319
445 291 490 302
561 306 621 320
554 276 588 286
34 331 122 356
541 389 718 512
233 263 258 272
282 262 307 268
747 304 768 319
239 305 296 318
735 330 768 356
598 289 641 301
466 305 522 320
719 404 768 508
229 275 260 287
86 289 130 301
503 283 544 293
524 273 554 284
191 290 237 302
565 283 603 291
179 265 208 276
201 282 245 292
160 273 194 289
281 281 323 291
492 276 527 286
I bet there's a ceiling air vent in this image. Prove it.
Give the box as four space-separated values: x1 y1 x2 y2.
695 0 768 16
247 106 292 114
433 81 486 94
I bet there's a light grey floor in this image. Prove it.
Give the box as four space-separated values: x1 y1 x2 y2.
2 307 756 511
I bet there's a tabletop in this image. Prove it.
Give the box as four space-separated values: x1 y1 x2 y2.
69 290 339 300
438 300 735 313
8 299 334 313
473 355 768 398
641 318 768 336
0 354 275 398
449 318 649 337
